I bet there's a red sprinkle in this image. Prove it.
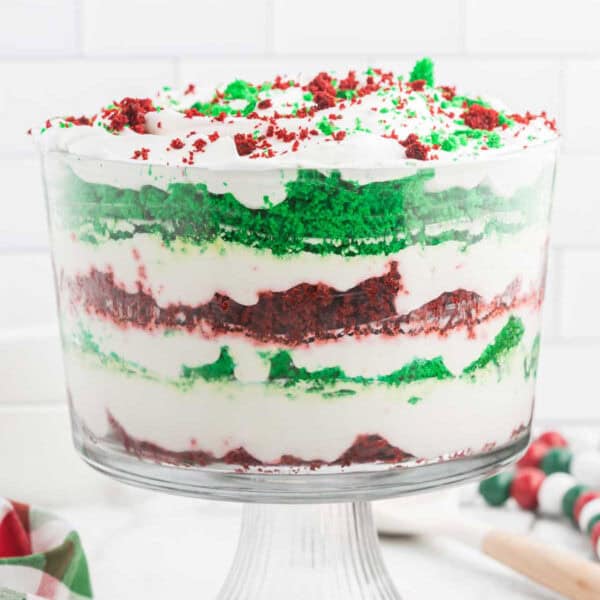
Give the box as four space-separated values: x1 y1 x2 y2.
170 137 185 149
234 133 257 156
208 131 219 142
184 83 196 95
462 103 499 131
333 130 346 141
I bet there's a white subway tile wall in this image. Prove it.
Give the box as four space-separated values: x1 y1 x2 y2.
0 0 598 427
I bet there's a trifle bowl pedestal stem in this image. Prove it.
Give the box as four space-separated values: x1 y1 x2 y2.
218 502 401 600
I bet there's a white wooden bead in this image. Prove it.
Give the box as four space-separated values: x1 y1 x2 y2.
537 473 577 517
578 498 600 532
571 451 600 488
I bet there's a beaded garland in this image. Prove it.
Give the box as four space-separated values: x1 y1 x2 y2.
479 431 600 559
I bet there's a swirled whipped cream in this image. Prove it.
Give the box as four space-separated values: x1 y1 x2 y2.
34 58 558 169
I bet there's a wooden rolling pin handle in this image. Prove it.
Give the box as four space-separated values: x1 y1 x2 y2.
482 530 600 600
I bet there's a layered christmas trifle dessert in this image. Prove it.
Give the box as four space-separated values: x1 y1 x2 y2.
37 58 558 471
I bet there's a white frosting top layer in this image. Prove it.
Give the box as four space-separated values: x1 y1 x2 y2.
35 60 558 172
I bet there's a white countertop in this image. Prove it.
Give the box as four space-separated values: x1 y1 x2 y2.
57 478 593 600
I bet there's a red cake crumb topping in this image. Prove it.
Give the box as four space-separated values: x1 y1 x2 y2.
192 138 207 152
64 115 95 126
405 140 430 160
462 104 499 131
37 59 558 164
439 86 456 100
102 97 156 134
234 133 258 156
131 147 150 160
308 72 337 110
408 79 426 92
339 70 358 91
257 98 272 110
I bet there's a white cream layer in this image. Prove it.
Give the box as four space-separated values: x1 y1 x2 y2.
56 141 557 210
65 306 541 383
54 225 548 310
66 344 534 463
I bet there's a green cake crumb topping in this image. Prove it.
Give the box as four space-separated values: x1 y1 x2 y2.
409 57 434 87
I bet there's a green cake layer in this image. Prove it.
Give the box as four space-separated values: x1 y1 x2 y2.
66 315 534 397
57 168 547 256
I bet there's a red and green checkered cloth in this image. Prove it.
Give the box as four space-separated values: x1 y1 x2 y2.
0 498 92 600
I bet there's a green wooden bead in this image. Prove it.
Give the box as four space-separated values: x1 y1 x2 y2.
562 484 589 521
541 447 573 475
479 472 514 506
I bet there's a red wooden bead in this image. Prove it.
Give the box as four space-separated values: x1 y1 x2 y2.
537 431 568 448
510 467 546 510
591 520 600 549
517 441 550 468
573 491 600 523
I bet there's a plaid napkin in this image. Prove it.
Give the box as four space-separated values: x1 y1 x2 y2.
0 499 92 600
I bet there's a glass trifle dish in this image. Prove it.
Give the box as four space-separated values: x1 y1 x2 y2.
37 59 558 597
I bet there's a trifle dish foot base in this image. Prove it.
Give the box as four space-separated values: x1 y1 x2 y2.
218 502 401 600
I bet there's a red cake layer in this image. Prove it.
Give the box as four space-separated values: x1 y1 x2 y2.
107 412 412 470
63 265 541 345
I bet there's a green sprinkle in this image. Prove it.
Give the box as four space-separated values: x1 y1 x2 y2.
407 396 422 406
303 92 314 101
